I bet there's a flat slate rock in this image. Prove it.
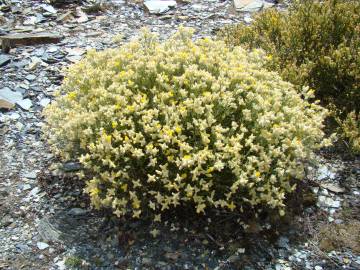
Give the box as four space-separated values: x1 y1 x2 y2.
0 87 23 104
1 32 64 53
0 54 11 67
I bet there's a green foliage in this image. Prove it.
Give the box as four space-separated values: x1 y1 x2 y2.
218 0 360 115
64 256 83 269
44 28 329 222
337 111 360 153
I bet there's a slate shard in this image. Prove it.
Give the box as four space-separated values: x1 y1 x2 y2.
1 33 64 53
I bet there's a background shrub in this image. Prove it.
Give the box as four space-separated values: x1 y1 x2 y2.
218 0 360 116
44 29 328 222
337 111 360 154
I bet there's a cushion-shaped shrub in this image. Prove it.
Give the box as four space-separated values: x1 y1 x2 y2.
218 0 360 116
44 28 329 221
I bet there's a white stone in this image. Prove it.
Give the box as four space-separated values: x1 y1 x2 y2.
37 242 49 250
318 195 340 208
234 0 273 12
144 0 177 14
24 171 37 179
22 184 32 191
16 99 33 110
244 14 253 23
40 4 57 14
312 187 319 194
39 98 51 107
317 165 336 180
29 187 40 197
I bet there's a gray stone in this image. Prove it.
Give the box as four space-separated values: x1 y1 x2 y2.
0 54 11 67
318 195 341 208
29 187 40 197
38 217 62 243
0 87 23 104
1 32 64 53
24 171 37 179
277 236 290 249
25 74 36 81
63 161 82 172
68 208 88 216
39 98 51 107
320 183 345 193
228 254 241 263
142 257 152 266
22 184 32 191
15 244 31 252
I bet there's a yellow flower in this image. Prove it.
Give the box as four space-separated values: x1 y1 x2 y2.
132 210 141 218
67 91 77 100
166 130 174 137
149 201 156 210
112 121 118 129
121 183 128 192
127 105 135 112
206 167 214 173
255 171 261 178
90 188 100 196
150 229 160 237
154 214 161 222
175 126 182 134
105 134 112 144
196 203 206 214
132 198 140 209
140 95 147 104
228 201 236 211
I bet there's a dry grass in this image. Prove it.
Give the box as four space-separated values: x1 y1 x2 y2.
317 220 360 253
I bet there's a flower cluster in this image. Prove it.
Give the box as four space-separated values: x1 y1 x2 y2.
44 28 329 222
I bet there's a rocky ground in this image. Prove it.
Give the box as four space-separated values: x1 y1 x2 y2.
0 0 359 269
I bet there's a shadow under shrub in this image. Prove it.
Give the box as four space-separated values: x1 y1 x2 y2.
43 28 329 224
218 0 360 117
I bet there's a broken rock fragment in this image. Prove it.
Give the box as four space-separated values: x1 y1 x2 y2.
0 87 22 104
234 0 274 12
1 32 64 53
144 0 177 15
0 54 11 67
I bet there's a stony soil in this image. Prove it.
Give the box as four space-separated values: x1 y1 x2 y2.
0 0 359 269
